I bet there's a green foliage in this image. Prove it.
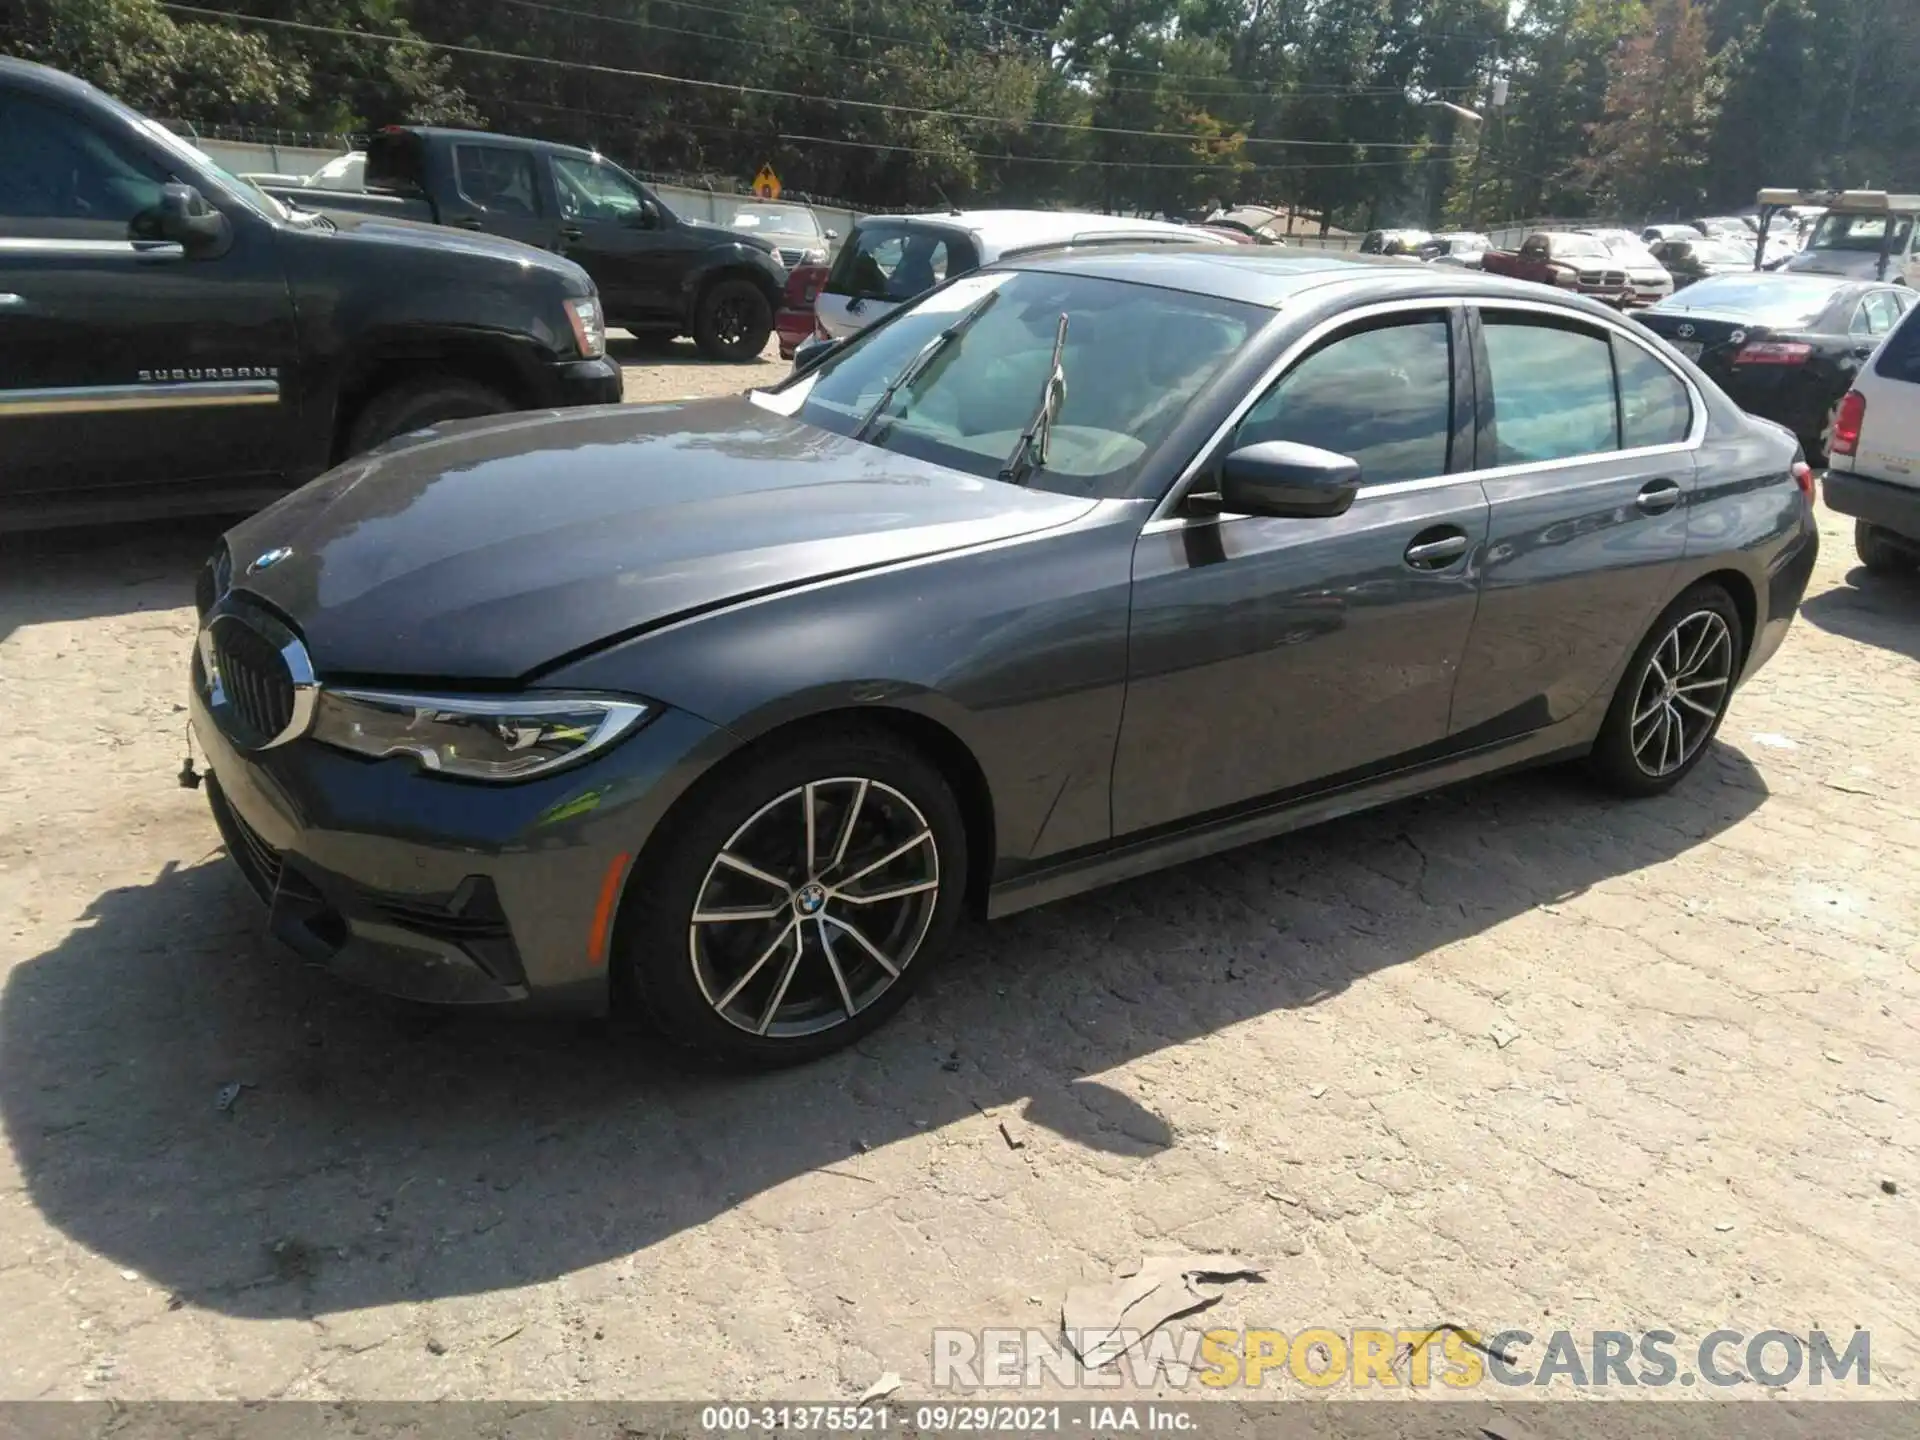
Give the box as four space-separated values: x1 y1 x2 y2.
6 0 1918 218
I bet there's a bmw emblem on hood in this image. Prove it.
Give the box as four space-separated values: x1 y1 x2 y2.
247 546 293 574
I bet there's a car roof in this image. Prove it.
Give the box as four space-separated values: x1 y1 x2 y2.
402 126 601 163
1000 245 1633 312
861 209 1208 249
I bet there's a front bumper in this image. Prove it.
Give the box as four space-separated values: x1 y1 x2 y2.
1824 470 1920 545
531 355 624 409
191 681 736 1013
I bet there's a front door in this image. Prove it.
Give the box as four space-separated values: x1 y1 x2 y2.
0 89 298 511
1447 307 1696 739
551 156 692 323
1111 306 1490 836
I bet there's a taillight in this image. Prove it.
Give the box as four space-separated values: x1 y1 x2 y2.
1831 391 1866 457
1791 460 1814 500
781 262 826 307
1733 341 1813 365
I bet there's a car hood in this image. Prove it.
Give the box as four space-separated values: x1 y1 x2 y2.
312 209 589 284
222 398 1097 682
681 216 778 255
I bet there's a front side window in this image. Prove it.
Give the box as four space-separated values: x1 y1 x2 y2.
825 225 964 302
1613 335 1692 448
454 144 541 217
766 270 1259 497
552 157 649 224
1482 316 1618 465
1234 315 1454 486
0 95 166 233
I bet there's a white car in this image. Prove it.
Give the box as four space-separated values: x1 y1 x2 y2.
1581 228 1675 305
813 210 1228 342
1823 300 1920 570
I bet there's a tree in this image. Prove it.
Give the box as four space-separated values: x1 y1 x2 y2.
1582 0 1718 216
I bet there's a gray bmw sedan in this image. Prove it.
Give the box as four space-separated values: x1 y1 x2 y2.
190 249 1818 1065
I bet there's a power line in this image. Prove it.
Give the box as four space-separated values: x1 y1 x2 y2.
160 5 1465 150
489 0 1486 100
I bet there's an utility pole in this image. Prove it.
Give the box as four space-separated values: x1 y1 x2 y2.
1466 68 1508 228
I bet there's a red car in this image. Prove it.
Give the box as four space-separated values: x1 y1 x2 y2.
776 262 828 359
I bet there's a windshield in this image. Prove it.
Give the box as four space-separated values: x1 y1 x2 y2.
1594 233 1660 265
1552 233 1607 258
1809 212 1914 253
730 203 821 236
136 119 288 220
1652 275 1842 327
760 269 1261 497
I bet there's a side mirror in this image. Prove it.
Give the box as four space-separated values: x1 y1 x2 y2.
626 199 660 229
144 183 229 257
825 228 840 242
792 333 841 375
1214 440 1360 519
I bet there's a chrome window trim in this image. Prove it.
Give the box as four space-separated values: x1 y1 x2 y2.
1144 292 1708 534
0 380 279 417
0 237 183 257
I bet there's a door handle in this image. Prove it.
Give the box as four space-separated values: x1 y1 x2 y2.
1636 479 1683 514
0 293 25 308
1404 528 1469 569
561 225 584 242
457 217 485 231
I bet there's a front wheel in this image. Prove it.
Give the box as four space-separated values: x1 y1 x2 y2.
693 278 774 362
346 376 511 456
615 729 968 1067
1587 583 1744 797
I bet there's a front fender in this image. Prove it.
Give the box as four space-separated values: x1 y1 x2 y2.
678 243 787 311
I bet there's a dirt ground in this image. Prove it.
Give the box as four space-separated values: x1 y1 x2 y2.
0 335 1914 1403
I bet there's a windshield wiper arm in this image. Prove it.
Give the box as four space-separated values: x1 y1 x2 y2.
851 290 999 441
999 312 1069 487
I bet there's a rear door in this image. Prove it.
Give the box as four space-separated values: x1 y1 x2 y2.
815 221 975 339
441 141 557 253
1449 306 1697 741
1112 304 1490 834
1843 306 1920 486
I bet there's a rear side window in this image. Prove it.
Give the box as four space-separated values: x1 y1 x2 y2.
1483 316 1618 464
1874 306 1920 384
1613 335 1692 447
1234 315 1454 485
826 225 976 302
453 144 541 217
1863 291 1903 335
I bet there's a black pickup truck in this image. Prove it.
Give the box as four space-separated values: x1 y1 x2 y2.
0 59 623 532
264 128 788 361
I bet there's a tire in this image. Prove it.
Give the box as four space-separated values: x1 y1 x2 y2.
1855 521 1916 574
345 376 512 456
693 277 774 362
1586 583 1745 798
615 727 969 1067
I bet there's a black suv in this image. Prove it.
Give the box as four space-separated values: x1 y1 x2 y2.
0 60 623 531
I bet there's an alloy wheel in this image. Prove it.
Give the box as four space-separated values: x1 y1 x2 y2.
1629 609 1733 778
688 778 941 1038
714 298 749 348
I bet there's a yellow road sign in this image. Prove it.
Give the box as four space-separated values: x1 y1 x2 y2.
752 164 781 200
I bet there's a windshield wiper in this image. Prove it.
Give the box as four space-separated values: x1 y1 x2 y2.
851 289 1000 441
999 312 1069 487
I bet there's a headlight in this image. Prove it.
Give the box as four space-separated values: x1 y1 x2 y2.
311 689 646 781
565 295 606 359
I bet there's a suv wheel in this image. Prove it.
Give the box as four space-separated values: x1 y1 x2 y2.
347 376 510 456
1855 521 1916 574
694 278 773 362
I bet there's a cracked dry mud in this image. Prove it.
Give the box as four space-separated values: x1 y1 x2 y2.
0 343 1912 1401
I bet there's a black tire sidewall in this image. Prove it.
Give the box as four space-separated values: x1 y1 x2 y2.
347 378 509 456
1855 521 1912 573
1588 583 1745 797
615 729 969 1067
695 278 774 362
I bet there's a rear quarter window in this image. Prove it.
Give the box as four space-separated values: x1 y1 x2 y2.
825 224 979 301
1874 306 1920 384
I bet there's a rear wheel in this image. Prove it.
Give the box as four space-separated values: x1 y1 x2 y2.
616 729 968 1067
1587 583 1744 797
346 376 511 456
693 277 773 362
1855 521 1917 574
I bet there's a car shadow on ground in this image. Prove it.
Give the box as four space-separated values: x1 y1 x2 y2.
1799 563 1920 661
0 741 1768 1319
608 333 782 370
0 517 233 644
